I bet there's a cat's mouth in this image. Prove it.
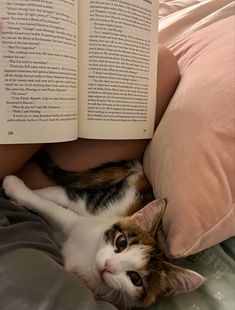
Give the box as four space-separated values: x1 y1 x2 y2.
93 263 105 282
95 259 118 282
95 266 108 282
93 263 114 287
94 267 102 280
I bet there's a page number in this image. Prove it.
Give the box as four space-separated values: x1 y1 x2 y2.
8 131 14 135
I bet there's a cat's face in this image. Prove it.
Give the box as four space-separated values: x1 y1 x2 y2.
92 200 205 308
93 219 165 308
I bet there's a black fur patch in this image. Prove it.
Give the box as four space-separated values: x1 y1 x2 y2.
33 149 143 215
104 224 122 244
65 180 128 214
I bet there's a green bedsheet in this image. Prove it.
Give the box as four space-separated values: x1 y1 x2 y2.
0 190 234 310
142 238 235 310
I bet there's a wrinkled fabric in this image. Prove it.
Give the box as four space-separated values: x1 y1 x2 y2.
144 15 235 258
0 191 235 310
0 193 116 310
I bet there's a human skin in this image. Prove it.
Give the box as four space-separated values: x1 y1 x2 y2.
0 46 180 189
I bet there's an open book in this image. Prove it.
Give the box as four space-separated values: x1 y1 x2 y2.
0 0 158 144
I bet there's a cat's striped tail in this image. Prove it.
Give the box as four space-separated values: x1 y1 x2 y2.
32 149 142 189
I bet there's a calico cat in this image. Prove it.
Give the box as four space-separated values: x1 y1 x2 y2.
2 150 204 309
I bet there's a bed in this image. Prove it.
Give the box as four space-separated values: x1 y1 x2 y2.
0 1 234 309
142 1 235 309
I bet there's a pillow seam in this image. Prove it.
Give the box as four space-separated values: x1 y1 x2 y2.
174 204 235 258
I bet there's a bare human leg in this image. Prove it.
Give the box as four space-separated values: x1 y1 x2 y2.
0 144 42 182
0 46 180 189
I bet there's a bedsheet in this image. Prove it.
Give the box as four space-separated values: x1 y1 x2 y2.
1 190 234 310
142 1 235 309
0 192 116 310
159 0 234 47
0 2 234 310
137 237 235 310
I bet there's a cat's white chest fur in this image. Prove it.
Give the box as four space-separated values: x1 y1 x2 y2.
2 170 205 309
62 216 117 279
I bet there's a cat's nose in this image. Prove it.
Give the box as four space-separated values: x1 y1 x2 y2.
100 260 113 276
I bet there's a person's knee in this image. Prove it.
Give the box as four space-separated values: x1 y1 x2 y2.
154 45 180 128
158 45 180 82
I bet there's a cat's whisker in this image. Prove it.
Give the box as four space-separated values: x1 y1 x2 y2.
121 288 131 309
100 277 120 304
107 284 119 302
3 151 204 308
98 286 116 303
112 289 120 305
105 289 116 302
109 277 127 308
119 288 127 309
114 286 123 306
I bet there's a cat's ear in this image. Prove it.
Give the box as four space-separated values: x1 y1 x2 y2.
163 262 205 296
131 199 166 234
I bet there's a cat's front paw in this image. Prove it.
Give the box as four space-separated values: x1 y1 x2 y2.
2 175 30 206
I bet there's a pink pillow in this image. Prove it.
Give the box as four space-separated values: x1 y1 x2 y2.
144 17 235 258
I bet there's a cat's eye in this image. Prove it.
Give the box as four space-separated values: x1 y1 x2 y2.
115 234 127 252
127 271 143 287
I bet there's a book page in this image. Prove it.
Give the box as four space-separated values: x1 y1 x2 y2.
78 0 158 139
0 0 78 144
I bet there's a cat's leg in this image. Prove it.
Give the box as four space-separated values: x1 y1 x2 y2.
34 186 70 207
3 176 78 232
34 187 88 216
